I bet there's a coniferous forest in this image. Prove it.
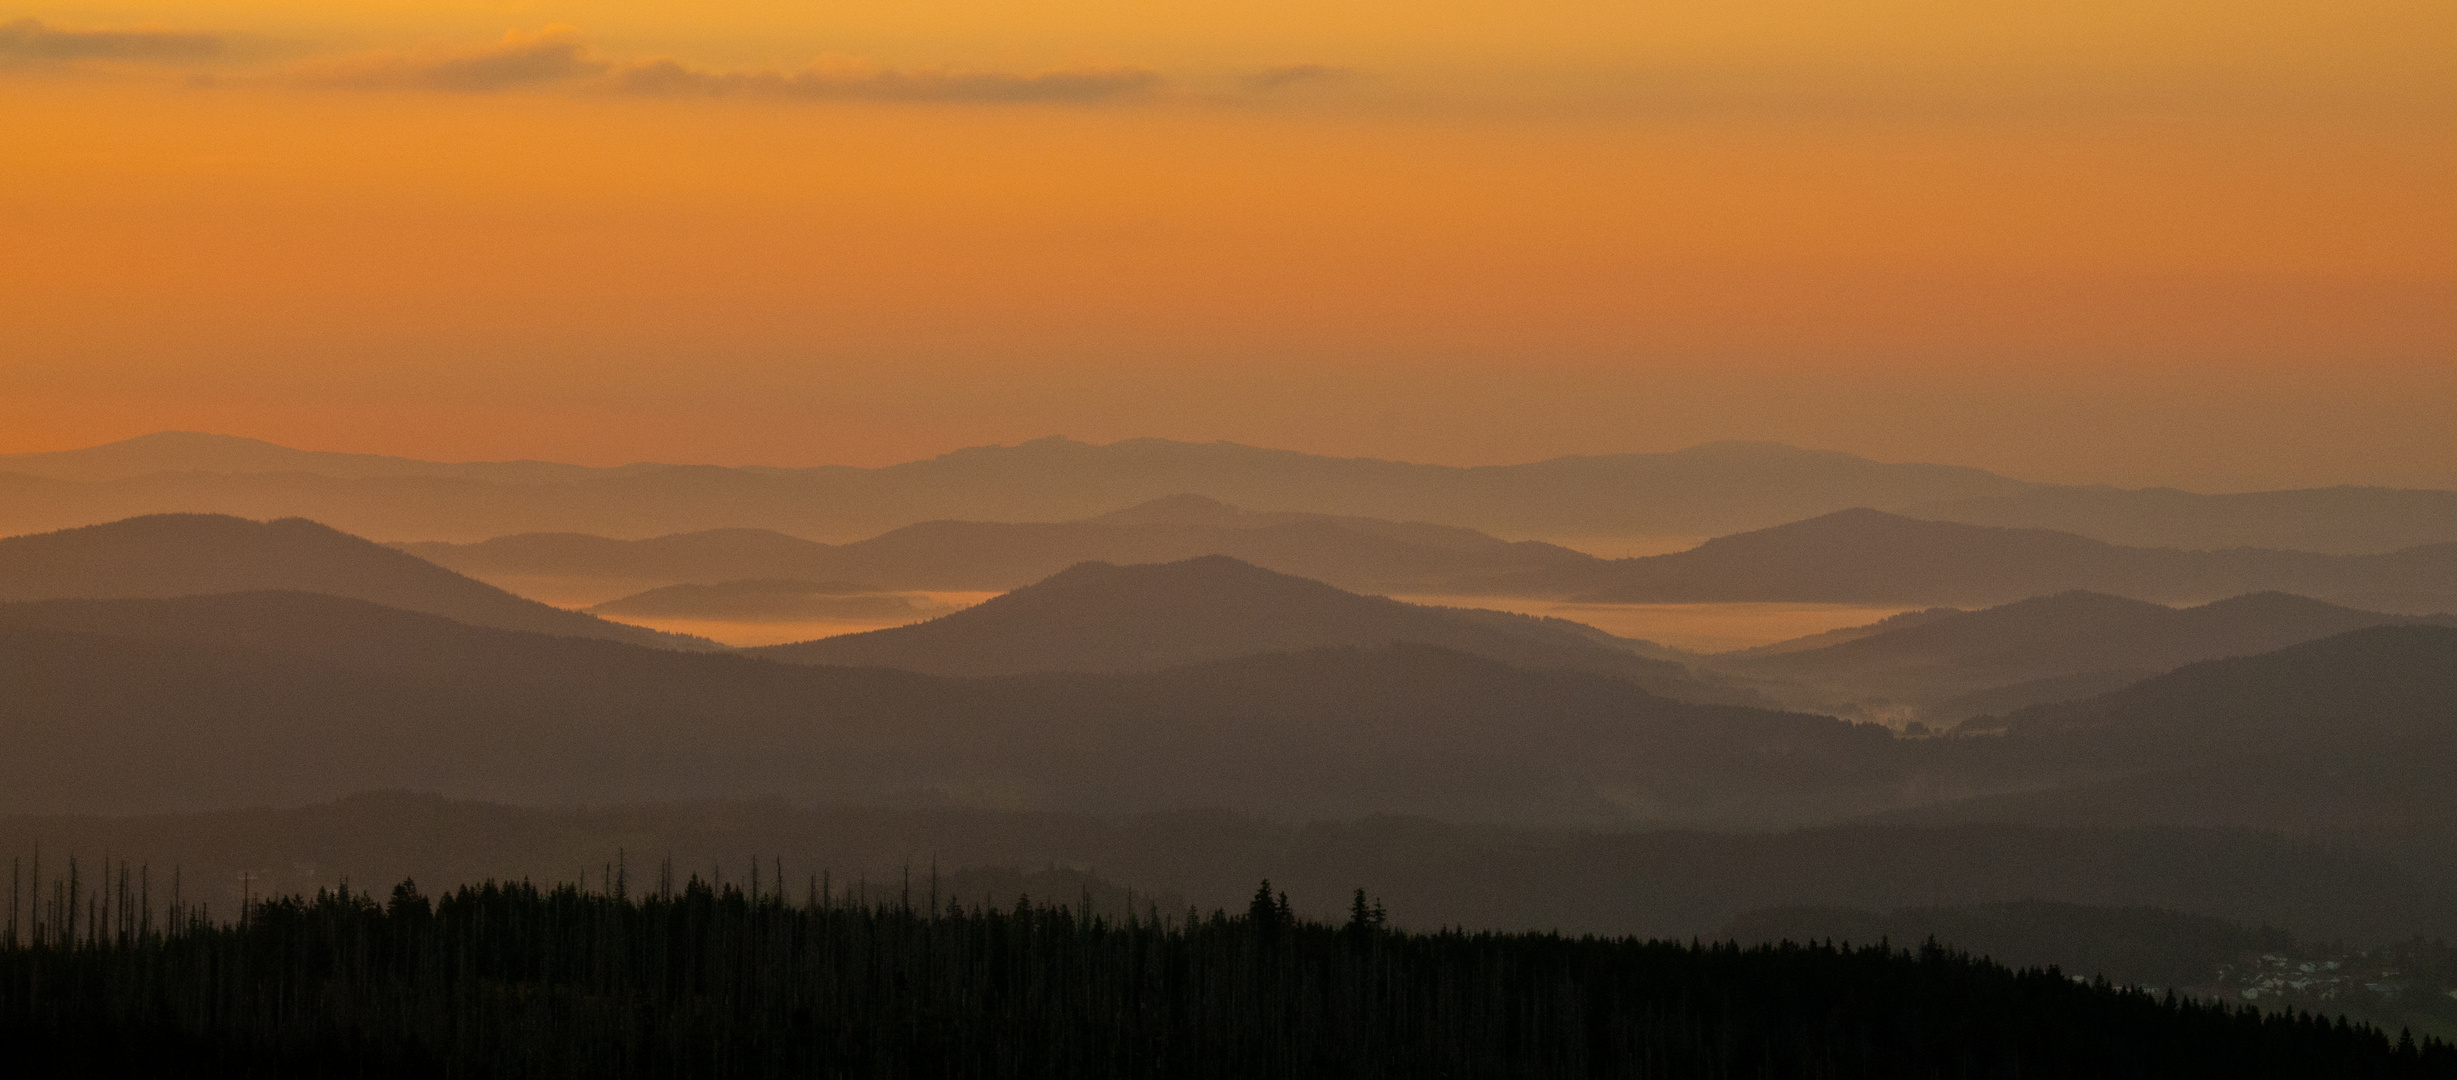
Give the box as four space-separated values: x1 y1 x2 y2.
4 859 2452 1079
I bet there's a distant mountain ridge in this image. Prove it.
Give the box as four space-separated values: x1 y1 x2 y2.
401 502 2457 614
0 514 715 650
748 555 1746 703
0 433 2043 544
8 431 2456 552
399 494 1600 596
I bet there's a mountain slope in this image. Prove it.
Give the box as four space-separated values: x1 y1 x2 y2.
0 591 1914 826
746 556 1747 702
1988 624 2457 747
1724 607 1967 657
1715 591 2454 726
0 514 713 650
1560 509 2457 611
1882 627 2457 853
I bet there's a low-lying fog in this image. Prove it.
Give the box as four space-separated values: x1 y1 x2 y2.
1389 596 1917 653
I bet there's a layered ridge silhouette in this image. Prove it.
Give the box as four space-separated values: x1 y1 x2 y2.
6 584 2457 906
406 505 2457 613
0 590 1927 825
400 494 1597 596
0 514 714 650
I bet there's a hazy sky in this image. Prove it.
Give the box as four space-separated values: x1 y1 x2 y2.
4 0 2452 489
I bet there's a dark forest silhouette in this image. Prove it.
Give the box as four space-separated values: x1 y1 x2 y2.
5 866 2449 1078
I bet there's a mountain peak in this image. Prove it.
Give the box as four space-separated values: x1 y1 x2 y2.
749 556 1733 700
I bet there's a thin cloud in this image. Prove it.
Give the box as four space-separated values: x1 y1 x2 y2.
296 26 606 92
10 20 1163 105
1240 64 1355 92
0 17 222 61
613 56 1161 103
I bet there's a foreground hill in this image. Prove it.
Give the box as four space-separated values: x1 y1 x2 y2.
1717 591 2455 726
750 556 1738 701
0 514 712 649
401 494 1602 596
0 591 1921 826
1552 509 2457 611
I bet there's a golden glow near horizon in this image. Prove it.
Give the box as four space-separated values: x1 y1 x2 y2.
4 1 2453 488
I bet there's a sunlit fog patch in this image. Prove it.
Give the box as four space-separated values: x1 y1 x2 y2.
1391 596 1918 653
589 591 1001 648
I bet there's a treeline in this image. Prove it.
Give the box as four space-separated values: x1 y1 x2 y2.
1721 900 2305 991
3 864 2452 1078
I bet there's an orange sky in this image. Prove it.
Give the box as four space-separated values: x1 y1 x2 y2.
3 0 2453 489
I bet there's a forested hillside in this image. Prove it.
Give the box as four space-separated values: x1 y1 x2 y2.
5 875 2447 1078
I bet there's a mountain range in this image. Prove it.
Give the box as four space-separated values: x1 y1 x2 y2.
399 494 1597 597
6 503 2456 937
3 513 2455 904
405 504 2457 613
6 577 2452 839
0 514 713 650
0 589 1932 825
11 431 2457 553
